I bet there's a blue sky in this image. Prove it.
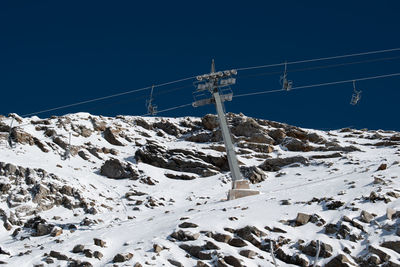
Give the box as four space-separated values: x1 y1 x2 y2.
1 1 399 130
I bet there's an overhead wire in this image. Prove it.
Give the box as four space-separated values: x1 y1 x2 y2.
19 75 197 118
236 47 400 71
2 47 400 120
146 72 400 115
239 55 400 79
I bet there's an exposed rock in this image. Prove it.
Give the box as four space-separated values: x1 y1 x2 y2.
72 244 85 253
387 207 396 220
325 254 354 267
50 227 63 237
168 259 183 267
165 173 196 180
154 120 181 136
212 233 232 243
268 128 286 143
135 143 225 177
100 159 139 179
282 137 313 152
259 156 309 172
240 166 266 184
170 230 200 241
239 249 257 259
103 127 124 146
93 238 106 247
223 255 243 267
377 163 387 171
381 240 400 253
228 237 247 247
178 222 198 228
301 240 332 258
368 245 391 262
153 244 164 253
35 223 54 236
113 252 133 263
49 250 69 261
93 251 103 259
295 213 311 226
360 210 374 223
202 114 219 130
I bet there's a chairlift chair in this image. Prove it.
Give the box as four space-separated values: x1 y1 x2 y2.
280 61 293 91
350 80 362 105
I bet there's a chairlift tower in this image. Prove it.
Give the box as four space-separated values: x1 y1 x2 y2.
193 59 259 200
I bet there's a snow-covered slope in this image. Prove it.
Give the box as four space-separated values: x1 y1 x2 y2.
0 112 399 267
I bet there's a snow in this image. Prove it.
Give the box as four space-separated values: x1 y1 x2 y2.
0 113 399 266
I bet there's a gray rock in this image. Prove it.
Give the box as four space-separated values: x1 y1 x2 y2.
240 166 266 184
93 238 106 247
167 259 183 267
369 245 391 262
212 233 232 243
223 255 243 267
325 254 354 267
386 207 396 220
113 252 133 263
295 213 311 226
49 250 69 261
381 240 400 254
239 249 257 259
170 230 200 241
360 210 374 223
259 156 309 172
228 237 247 247
103 127 124 146
72 244 84 253
100 159 138 179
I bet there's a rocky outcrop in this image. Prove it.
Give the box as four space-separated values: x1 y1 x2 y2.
135 143 228 177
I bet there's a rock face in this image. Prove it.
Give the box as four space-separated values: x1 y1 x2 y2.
100 159 139 179
135 143 228 177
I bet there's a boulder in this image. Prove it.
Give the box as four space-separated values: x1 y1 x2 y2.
228 238 247 247
49 250 69 261
259 156 309 172
325 254 354 267
202 114 219 131
381 240 400 254
113 253 133 263
282 137 313 152
240 166 266 184
170 230 200 241
103 127 124 146
301 240 332 258
295 213 311 226
212 233 232 243
100 159 138 179
377 163 387 171
360 210 374 223
72 244 85 253
93 238 106 247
